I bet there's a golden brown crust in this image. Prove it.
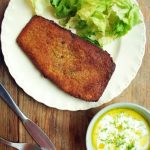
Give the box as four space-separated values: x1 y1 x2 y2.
17 15 115 101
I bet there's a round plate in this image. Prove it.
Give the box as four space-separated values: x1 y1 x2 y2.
1 0 146 110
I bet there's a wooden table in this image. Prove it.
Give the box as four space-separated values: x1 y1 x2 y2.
0 0 150 149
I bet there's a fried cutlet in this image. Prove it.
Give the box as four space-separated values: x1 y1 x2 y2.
16 16 115 102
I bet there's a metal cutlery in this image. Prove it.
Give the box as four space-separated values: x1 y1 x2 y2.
0 137 41 150
0 84 56 150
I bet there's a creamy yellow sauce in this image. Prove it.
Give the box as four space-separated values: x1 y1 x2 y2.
92 108 150 150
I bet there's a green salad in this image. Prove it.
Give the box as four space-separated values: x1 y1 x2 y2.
30 0 142 47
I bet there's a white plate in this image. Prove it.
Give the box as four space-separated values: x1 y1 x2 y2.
1 0 146 111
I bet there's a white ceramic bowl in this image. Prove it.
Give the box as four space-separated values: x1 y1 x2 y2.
86 102 150 150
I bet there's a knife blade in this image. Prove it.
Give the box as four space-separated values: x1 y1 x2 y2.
23 119 55 150
0 84 56 150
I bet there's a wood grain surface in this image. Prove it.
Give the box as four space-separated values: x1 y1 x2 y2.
0 0 150 149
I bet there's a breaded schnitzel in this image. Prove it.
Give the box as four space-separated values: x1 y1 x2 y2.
17 16 115 101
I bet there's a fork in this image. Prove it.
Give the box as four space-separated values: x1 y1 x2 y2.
0 137 42 150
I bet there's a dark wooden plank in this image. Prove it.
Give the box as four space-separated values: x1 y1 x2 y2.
0 1 19 149
0 48 19 149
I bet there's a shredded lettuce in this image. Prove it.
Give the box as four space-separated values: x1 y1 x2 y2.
30 0 142 47
50 0 84 18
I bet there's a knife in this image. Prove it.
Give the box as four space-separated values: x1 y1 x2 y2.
0 84 56 150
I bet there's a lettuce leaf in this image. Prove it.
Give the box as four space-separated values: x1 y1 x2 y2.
71 0 142 46
50 0 83 18
30 0 50 15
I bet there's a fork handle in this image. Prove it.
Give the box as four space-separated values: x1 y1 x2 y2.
0 137 28 149
0 84 27 121
0 137 18 149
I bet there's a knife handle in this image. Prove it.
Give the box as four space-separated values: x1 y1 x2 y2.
0 84 27 121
